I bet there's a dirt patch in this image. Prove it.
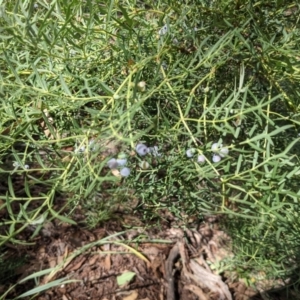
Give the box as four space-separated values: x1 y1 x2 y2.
1 212 265 300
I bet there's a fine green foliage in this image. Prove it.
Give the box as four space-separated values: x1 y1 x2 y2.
0 0 300 297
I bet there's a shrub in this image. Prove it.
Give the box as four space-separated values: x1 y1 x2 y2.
0 0 299 293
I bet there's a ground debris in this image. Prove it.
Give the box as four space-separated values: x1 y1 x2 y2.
3 218 262 300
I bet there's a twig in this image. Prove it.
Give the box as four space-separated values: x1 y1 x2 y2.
165 243 179 300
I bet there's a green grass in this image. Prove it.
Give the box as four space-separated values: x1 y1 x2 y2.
1 0 300 297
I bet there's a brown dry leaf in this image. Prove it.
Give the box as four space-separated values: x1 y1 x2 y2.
104 254 111 270
65 255 87 272
88 254 99 266
93 228 106 240
185 284 208 300
102 244 112 270
143 246 160 261
151 257 165 278
122 290 138 300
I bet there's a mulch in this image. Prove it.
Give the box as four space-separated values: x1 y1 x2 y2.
1 211 265 300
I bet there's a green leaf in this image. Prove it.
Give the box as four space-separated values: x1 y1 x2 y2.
5 193 15 220
16 278 79 298
7 175 16 198
49 208 77 225
9 222 15 236
118 5 133 27
98 80 114 96
116 271 136 286
18 267 57 284
59 74 72 96
235 154 243 176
